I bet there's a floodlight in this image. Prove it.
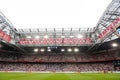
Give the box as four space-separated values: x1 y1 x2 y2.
67 48 72 52
35 35 40 39
34 48 38 52
61 49 65 52
77 34 83 38
44 35 49 38
61 35 65 38
47 49 51 52
112 43 118 47
27 36 31 38
40 48 45 52
74 48 79 52
70 35 74 38
47 47 50 49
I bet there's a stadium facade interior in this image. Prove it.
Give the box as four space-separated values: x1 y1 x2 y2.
0 0 120 72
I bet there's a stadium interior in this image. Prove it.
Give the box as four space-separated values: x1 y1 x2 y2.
0 0 120 74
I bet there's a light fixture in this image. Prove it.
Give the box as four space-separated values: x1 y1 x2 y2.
35 35 40 39
47 49 51 52
70 35 74 38
27 36 31 39
77 34 83 38
61 35 65 38
112 43 118 47
44 35 49 38
74 48 79 52
47 47 50 49
61 49 65 52
34 48 38 52
67 48 72 52
40 48 45 52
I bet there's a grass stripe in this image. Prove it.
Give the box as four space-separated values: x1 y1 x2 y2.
0 72 120 80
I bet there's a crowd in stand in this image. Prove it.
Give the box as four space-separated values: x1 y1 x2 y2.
0 62 114 72
0 51 119 62
115 66 120 71
0 50 119 72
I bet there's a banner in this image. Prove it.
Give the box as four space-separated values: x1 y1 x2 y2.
98 17 120 40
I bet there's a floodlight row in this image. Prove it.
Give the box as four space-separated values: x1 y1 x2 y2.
34 48 79 52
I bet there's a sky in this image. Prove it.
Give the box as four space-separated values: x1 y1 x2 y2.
0 0 112 29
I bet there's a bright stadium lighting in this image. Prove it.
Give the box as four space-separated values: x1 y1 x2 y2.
44 35 49 38
70 35 74 38
34 48 38 52
77 34 83 38
40 48 45 52
47 49 51 52
67 48 72 52
61 35 65 38
27 36 31 38
47 46 50 49
112 43 118 47
61 49 65 52
74 48 79 52
35 35 40 39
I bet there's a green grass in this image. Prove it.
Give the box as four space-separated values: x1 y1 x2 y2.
0 72 120 80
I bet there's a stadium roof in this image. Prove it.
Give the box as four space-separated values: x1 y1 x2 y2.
0 0 120 53
0 0 111 29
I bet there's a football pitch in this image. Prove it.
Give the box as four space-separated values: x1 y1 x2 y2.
0 72 120 80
